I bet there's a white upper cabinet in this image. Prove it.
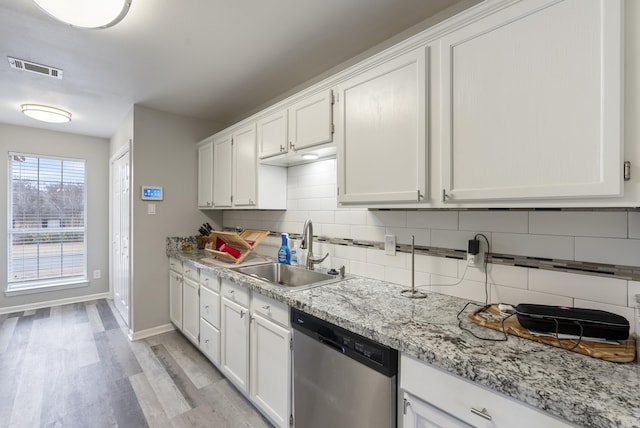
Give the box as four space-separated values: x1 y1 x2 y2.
439 0 623 204
212 133 233 208
288 89 334 152
197 140 214 208
232 125 257 207
257 110 288 159
335 47 428 205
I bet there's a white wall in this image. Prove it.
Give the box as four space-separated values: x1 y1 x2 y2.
123 105 222 333
0 123 110 310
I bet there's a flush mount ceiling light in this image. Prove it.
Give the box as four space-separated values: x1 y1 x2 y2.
32 0 131 29
21 104 72 123
302 153 319 160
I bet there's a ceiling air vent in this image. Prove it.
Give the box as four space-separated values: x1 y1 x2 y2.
7 56 63 79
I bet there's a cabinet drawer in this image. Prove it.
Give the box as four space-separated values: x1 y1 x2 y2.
169 257 182 274
200 285 221 329
221 279 249 307
252 292 289 327
400 354 573 428
200 318 220 367
200 270 220 292
182 262 199 282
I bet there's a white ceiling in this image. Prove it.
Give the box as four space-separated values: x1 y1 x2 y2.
0 0 465 139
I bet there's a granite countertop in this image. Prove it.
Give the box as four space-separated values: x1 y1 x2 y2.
169 250 640 428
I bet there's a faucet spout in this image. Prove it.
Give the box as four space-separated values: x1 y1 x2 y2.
301 219 329 270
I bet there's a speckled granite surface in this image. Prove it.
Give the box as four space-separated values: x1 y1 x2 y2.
169 249 640 428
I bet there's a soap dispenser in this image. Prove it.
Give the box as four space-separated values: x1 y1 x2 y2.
278 233 291 264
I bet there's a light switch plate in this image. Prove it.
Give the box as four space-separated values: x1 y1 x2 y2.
147 204 156 215
384 235 396 255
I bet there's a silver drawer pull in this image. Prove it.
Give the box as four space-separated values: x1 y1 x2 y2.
262 305 270 310
470 407 492 421
240 310 246 318
205 305 210 309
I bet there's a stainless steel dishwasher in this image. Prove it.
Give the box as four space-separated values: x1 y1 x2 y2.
291 308 398 428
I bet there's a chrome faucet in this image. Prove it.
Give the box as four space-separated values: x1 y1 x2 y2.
300 219 329 270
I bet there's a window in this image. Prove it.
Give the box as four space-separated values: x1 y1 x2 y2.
7 153 87 292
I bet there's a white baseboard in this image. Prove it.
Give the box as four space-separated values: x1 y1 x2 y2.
128 323 175 341
0 292 111 315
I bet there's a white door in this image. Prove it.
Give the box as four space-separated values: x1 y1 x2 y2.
111 149 130 326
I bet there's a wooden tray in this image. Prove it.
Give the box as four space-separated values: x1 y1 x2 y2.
204 229 270 263
468 304 636 363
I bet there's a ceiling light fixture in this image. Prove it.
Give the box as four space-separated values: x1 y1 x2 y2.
302 153 319 160
32 0 131 29
21 104 72 123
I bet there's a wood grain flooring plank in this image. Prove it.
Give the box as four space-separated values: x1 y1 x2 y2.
86 303 106 333
109 376 149 428
129 339 192 419
169 404 231 428
96 299 120 331
129 372 173 427
74 321 101 368
0 316 18 354
150 344 202 409
196 379 273 428
35 306 52 319
106 298 127 328
0 314 34 423
105 327 142 378
148 331 222 389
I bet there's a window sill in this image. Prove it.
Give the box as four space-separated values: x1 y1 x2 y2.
5 279 89 297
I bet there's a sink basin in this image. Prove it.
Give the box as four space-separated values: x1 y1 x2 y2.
232 263 346 291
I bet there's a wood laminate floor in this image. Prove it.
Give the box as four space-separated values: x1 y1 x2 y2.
0 299 273 428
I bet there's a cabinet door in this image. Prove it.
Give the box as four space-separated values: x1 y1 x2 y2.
221 297 250 393
200 284 220 329
257 110 288 159
336 47 427 204
440 0 623 202
233 125 257 207
200 318 221 367
288 90 333 151
197 141 214 208
402 392 471 428
182 277 199 344
250 314 291 428
169 271 182 329
213 134 233 208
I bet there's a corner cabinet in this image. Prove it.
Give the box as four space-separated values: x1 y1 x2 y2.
335 47 428 206
439 0 623 203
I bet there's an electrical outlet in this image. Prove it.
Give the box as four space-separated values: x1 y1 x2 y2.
384 235 396 255
93 269 101 279
468 249 484 269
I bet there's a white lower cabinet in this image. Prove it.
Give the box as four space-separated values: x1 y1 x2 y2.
169 268 183 329
199 271 221 366
200 317 221 366
221 280 250 393
400 353 573 428
250 293 291 428
182 276 199 345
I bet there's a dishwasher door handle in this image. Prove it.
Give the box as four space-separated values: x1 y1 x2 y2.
318 335 345 353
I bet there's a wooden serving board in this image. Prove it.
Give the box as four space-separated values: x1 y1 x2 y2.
468 304 636 363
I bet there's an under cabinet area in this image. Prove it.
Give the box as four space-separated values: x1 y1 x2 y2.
439 0 623 204
400 354 574 428
335 47 428 206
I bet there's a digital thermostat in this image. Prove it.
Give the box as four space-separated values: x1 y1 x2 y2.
141 186 163 201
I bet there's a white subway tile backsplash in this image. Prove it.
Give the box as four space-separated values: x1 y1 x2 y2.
368 211 407 227
414 254 458 277
335 210 367 225
491 285 573 306
431 277 486 302
529 211 628 238
309 211 335 224
431 230 491 251
407 211 458 230
459 211 528 233
334 244 367 262
573 299 636 335
493 233 574 260
384 266 412 287
386 227 430 246
321 223 351 239
350 261 385 281
366 248 407 268
529 269 627 306
629 212 640 239
628 281 640 307
350 225 385 242
461 262 528 290
574 237 640 267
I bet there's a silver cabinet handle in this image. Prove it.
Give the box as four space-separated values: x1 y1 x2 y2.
470 407 492 421
289 141 295 150
205 305 210 309
240 310 246 318
204 278 209 284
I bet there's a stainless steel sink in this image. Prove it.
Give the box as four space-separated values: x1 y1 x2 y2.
232 262 346 291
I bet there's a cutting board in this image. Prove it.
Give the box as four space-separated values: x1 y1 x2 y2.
468 304 636 363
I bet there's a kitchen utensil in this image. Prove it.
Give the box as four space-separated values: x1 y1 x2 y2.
401 235 427 299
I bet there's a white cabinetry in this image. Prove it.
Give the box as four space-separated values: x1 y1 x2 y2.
335 47 427 205
199 271 221 366
400 354 573 428
250 293 291 428
197 140 214 208
233 125 258 207
169 258 182 329
288 89 334 152
257 110 288 159
212 133 233 208
439 0 623 203
182 263 199 345
220 279 250 393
